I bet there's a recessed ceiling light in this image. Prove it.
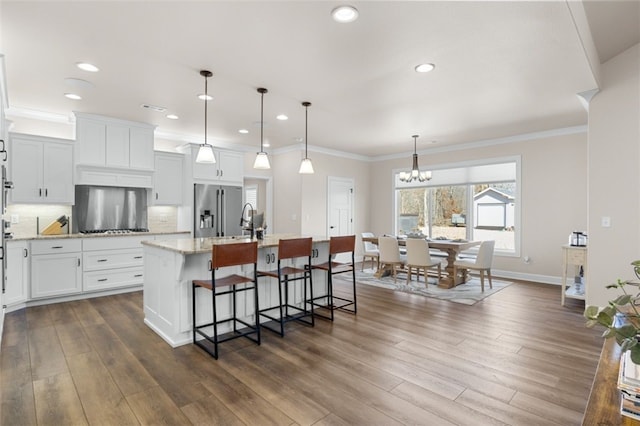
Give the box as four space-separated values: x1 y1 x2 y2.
64 93 82 100
276 114 288 121
239 129 249 134
415 63 436 73
198 94 213 101
332 5 359 23
166 114 179 120
76 62 99 72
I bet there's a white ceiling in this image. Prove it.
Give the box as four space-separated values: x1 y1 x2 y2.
1 1 638 157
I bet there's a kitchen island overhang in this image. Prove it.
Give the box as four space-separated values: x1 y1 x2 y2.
142 234 330 347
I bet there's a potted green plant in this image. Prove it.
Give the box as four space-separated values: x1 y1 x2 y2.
584 260 640 364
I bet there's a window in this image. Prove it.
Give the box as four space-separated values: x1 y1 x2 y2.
394 157 520 255
244 185 258 218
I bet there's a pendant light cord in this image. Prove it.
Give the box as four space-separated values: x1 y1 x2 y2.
260 90 264 152
204 76 208 145
305 105 308 157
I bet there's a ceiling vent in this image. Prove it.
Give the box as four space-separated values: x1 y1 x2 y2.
140 103 167 113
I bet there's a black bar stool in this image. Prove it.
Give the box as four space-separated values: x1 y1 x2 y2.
257 237 314 336
192 241 259 359
309 235 356 321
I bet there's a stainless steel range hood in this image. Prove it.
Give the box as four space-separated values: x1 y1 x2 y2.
72 185 148 233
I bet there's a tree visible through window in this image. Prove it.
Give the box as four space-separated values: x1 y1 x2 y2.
394 159 519 254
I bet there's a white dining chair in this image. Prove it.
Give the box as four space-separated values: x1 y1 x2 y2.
361 232 379 271
405 238 444 287
378 236 406 283
453 240 495 291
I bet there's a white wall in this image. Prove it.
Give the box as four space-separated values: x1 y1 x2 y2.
587 43 640 306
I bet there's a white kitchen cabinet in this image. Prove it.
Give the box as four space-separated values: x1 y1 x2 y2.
152 151 183 205
30 239 82 299
75 113 155 171
216 150 244 184
4 240 29 308
82 235 146 293
181 144 244 185
75 117 106 166
129 127 155 170
9 133 74 204
106 123 130 168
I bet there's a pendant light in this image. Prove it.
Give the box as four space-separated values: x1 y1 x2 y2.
253 87 270 169
299 101 314 174
195 70 216 163
399 135 431 182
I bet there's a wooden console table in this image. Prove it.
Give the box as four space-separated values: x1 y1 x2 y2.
583 338 640 425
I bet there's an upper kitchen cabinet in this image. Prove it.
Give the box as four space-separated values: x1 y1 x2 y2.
152 151 183 205
74 113 156 187
9 133 74 204
178 144 244 185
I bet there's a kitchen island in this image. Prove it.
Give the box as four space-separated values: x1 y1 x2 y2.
141 234 330 347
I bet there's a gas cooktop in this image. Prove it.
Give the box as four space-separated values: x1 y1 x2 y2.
80 228 150 235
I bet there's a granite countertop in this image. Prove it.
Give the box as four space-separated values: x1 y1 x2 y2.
11 230 190 241
142 233 330 255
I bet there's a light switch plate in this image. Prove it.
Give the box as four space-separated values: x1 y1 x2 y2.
601 216 611 227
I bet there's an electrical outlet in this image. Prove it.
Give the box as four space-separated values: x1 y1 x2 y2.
523 256 531 264
10 214 19 224
601 216 611 227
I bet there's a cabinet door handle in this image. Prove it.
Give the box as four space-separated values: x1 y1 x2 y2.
77 258 81 267
45 188 48 197
220 170 223 177
134 274 143 278
266 254 270 264
271 253 275 263
134 256 143 259
98 278 108 282
51 246 63 249
97 259 108 262
155 192 159 200
23 248 28 257
39 188 42 197
208 260 212 271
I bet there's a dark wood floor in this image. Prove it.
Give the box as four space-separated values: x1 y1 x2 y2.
1 275 602 425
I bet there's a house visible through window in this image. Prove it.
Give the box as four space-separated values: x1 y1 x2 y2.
394 157 520 255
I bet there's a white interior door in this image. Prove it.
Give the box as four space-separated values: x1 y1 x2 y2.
327 176 354 238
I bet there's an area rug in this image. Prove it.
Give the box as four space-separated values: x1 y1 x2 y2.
337 269 513 305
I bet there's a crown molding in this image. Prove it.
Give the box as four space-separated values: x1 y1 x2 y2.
6 106 73 123
5 105 588 162
373 125 588 162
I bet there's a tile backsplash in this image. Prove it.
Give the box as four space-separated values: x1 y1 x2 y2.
6 204 179 238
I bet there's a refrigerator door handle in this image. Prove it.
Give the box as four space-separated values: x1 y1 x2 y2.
220 189 225 236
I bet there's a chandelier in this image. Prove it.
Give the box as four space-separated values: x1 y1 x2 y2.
399 135 432 182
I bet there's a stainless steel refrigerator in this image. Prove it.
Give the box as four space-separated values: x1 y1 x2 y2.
194 184 243 238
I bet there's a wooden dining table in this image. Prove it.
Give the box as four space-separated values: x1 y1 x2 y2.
363 236 481 289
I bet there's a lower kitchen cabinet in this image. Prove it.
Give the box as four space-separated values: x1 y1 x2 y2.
4 240 29 308
82 239 145 292
31 251 82 299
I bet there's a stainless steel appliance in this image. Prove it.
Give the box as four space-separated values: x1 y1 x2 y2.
194 184 243 238
73 185 148 233
1 141 13 299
